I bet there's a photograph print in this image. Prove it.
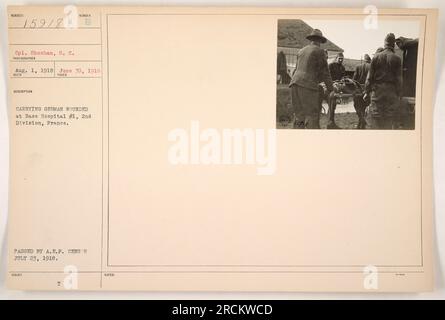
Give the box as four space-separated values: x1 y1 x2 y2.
276 18 420 130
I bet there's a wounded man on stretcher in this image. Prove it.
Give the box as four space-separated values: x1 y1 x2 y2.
320 77 369 129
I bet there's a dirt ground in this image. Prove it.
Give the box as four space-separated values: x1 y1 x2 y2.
276 85 364 129
276 85 415 129
277 112 363 129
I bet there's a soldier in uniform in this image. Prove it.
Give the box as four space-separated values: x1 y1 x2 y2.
329 52 346 81
289 29 333 129
326 52 346 129
365 33 402 129
316 50 330 126
352 54 371 129
353 54 371 84
277 51 291 84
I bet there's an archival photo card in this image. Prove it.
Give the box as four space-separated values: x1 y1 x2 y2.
276 17 420 130
6 6 437 292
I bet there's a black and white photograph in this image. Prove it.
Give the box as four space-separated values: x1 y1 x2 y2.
276 18 420 130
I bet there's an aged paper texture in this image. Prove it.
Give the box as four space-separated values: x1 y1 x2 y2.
7 6 437 291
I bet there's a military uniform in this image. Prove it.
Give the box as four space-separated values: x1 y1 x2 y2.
289 30 333 129
365 34 402 129
353 61 371 85
352 57 371 129
277 51 291 84
326 56 346 128
328 61 346 81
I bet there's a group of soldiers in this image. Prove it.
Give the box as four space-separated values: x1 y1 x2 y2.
289 28 402 129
